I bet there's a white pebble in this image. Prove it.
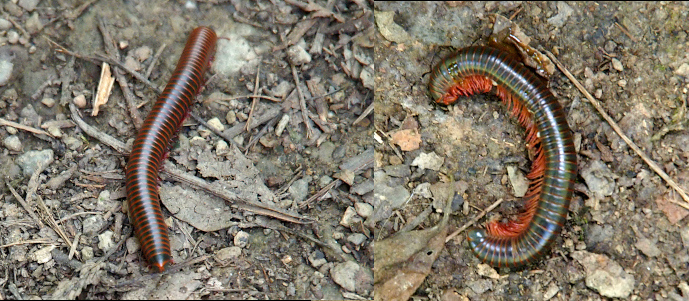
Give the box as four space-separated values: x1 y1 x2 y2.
6 30 17 44
611 58 623 71
73 94 87 108
287 44 311 65
216 140 229 156
41 97 55 108
3 135 21 151
234 231 250 248
207 117 225 132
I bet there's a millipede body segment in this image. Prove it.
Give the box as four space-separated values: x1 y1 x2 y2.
428 46 577 268
125 26 217 272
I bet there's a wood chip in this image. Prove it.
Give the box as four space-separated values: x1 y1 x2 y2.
92 62 115 116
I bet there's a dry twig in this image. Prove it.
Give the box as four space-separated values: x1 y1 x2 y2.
290 64 314 138
446 198 505 242
545 50 689 209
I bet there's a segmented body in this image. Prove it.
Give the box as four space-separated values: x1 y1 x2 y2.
428 46 577 268
125 26 217 272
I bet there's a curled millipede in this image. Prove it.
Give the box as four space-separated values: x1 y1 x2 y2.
428 46 577 268
125 26 217 272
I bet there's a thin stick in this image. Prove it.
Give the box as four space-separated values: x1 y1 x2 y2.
545 50 689 208
6 182 44 227
44 36 163 94
98 18 144 129
246 60 262 131
145 43 167 79
352 101 373 126
614 22 638 43
445 198 504 242
299 179 341 209
0 117 54 137
290 64 314 138
0 239 55 249
244 114 280 154
189 112 239 147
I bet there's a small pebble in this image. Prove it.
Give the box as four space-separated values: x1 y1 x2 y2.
47 125 62 138
611 58 623 71
347 233 367 246
354 202 373 219
41 98 55 108
207 117 225 132
340 206 360 227
98 231 115 251
3 135 21 151
18 0 40 12
216 246 242 261
198 127 211 138
0 18 12 30
119 40 129 49
81 246 94 260
29 245 56 264
63 136 83 150
7 30 19 44
132 46 152 62
25 12 42 34
287 44 311 65
0 60 13 86
125 237 140 254
234 231 250 248
236 111 248 122
618 79 627 87
225 110 236 124
123 56 141 71
6 126 17 135
73 94 87 108
216 140 229 156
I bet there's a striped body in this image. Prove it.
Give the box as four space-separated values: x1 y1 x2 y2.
125 27 217 272
428 46 577 268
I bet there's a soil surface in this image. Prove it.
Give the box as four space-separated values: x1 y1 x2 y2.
1 0 373 299
374 2 689 300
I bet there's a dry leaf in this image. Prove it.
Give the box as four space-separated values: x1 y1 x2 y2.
390 129 421 151
655 193 689 224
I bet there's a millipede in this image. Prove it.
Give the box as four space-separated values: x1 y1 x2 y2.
125 26 217 272
428 46 577 268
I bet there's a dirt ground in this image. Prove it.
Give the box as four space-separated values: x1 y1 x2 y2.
1 0 373 299
374 2 689 301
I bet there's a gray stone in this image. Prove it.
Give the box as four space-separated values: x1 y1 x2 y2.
234 231 250 248
346 233 367 246
330 261 373 294
3 135 21 151
287 44 311 65
410 152 444 171
354 202 373 218
0 59 12 86
288 177 311 203
571 251 635 298
18 0 40 11
0 18 12 30
216 246 242 261
82 215 105 235
16 149 54 176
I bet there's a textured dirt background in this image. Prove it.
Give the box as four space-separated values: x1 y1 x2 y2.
0 0 373 299
374 2 689 300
